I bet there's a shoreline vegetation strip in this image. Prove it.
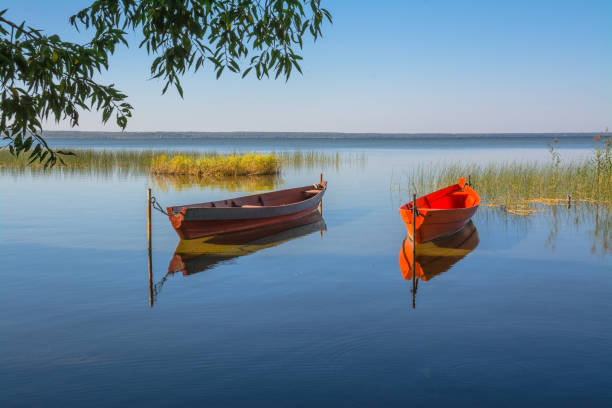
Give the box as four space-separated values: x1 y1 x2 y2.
0 140 610 206
0 149 363 174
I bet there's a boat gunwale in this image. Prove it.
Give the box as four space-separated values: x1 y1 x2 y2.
399 184 480 213
400 203 480 213
168 182 326 214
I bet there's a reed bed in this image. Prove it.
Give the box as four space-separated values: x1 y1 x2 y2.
276 150 366 170
0 148 154 171
393 141 612 211
0 149 358 174
394 160 611 206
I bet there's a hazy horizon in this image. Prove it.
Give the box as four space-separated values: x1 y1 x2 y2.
40 130 603 139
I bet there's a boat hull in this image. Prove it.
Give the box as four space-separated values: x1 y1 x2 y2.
171 206 322 240
401 205 478 243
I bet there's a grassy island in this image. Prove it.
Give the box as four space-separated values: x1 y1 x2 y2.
150 153 280 176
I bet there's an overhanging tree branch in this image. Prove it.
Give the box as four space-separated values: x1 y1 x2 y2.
1 1 332 167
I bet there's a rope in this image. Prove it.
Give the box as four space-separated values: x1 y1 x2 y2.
150 196 169 216
153 273 170 297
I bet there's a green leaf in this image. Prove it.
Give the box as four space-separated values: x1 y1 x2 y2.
241 66 253 78
28 144 42 160
23 136 33 151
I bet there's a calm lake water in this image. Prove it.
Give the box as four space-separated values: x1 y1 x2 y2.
1 136 610 407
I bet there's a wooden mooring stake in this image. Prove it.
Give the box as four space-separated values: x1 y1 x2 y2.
147 188 154 307
412 193 417 257
147 188 152 251
412 193 417 309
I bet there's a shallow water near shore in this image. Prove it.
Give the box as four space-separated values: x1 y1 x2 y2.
1 136 610 407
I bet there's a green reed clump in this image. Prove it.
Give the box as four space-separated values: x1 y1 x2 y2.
440 160 609 205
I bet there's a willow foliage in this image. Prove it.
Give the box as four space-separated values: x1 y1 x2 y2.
0 1 332 166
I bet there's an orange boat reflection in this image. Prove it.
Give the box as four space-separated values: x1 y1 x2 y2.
168 210 326 276
399 220 479 282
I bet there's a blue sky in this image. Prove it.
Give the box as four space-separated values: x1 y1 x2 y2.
4 0 611 133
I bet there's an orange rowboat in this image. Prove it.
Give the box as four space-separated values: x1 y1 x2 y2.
399 177 480 243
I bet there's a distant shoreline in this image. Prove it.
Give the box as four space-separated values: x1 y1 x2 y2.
39 131 600 139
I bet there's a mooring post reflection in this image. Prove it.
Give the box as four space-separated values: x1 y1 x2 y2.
148 210 326 305
399 221 480 308
148 248 154 307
